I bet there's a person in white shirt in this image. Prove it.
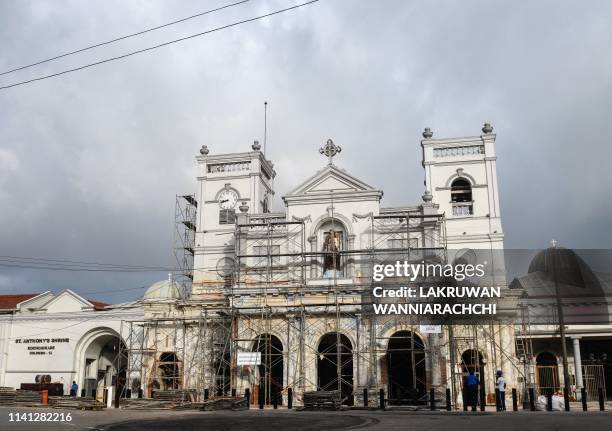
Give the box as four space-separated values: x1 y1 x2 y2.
496 369 506 411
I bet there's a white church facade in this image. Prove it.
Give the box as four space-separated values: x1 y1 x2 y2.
130 123 520 407
4 123 612 408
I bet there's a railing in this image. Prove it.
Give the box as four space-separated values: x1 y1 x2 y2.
434 145 484 158
452 203 473 216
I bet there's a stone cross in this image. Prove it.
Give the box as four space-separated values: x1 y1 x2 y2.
550 239 558 248
319 139 342 165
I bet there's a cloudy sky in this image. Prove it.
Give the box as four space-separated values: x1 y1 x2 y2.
1 0 611 303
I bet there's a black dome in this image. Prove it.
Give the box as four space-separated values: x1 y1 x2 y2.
528 247 602 291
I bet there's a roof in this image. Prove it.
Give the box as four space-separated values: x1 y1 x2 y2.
0 294 39 310
0 292 109 312
89 300 109 310
283 164 382 201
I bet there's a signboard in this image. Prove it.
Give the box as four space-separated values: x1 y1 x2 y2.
237 352 261 366
419 324 442 334
14 337 70 356
8 335 74 372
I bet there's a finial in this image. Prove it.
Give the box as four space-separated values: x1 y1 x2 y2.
239 201 249 213
422 127 433 139
252 140 261 151
319 139 342 165
422 190 433 203
200 144 209 155
550 239 558 248
482 123 493 134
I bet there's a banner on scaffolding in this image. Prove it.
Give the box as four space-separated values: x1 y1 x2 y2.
419 324 442 334
237 352 261 366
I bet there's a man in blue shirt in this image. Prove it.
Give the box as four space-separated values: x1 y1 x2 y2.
70 381 78 397
465 371 479 411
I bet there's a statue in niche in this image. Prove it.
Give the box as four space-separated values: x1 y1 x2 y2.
323 230 342 277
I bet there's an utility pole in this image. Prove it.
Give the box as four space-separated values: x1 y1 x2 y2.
551 240 570 402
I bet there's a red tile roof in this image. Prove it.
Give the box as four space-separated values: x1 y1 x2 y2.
0 294 40 310
89 300 108 310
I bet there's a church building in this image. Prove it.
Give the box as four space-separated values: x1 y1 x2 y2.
131 123 520 408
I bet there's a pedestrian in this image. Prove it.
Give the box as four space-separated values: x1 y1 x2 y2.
465 370 479 411
496 370 506 411
70 380 78 397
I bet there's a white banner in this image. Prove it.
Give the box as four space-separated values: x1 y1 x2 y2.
419 324 442 334
237 352 261 366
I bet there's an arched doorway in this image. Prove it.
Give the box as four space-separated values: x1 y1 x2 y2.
536 352 559 396
317 333 353 405
78 331 127 400
253 334 283 405
386 331 426 405
158 352 181 390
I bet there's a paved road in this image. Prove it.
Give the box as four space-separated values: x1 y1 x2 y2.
2 406 612 431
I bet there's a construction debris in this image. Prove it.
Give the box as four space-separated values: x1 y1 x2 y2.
0 387 16 406
48 396 105 410
121 396 247 411
200 397 248 411
15 390 41 404
302 390 342 410
152 389 197 402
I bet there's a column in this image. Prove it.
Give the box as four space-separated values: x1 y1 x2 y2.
308 236 318 279
347 234 356 277
573 337 583 395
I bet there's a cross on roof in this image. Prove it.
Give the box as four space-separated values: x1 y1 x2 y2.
319 139 341 165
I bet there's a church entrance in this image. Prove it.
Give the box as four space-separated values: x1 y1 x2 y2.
317 333 353 405
80 332 127 400
157 352 181 390
253 334 283 405
386 331 426 405
536 351 559 396
461 349 486 402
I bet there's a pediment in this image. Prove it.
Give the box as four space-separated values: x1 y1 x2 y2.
39 289 95 313
286 165 379 197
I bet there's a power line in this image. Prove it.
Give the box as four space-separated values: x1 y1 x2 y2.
0 0 250 77
0 262 174 272
0 255 171 269
0 0 320 91
0 256 220 274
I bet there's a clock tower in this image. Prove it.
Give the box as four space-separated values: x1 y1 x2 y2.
191 141 275 300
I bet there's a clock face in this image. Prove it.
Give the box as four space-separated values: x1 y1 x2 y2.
218 189 238 210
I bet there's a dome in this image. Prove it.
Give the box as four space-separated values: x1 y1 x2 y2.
144 279 182 301
528 247 601 291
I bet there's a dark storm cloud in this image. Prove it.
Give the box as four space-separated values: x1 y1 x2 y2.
1 0 611 302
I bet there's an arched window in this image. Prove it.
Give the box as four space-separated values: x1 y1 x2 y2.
451 178 473 216
451 179 472 203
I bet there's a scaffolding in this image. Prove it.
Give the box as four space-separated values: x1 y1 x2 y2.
122 202 525 409
173 194 197 298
